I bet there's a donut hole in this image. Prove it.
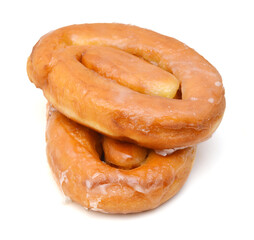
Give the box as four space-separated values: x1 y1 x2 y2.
174 85 182 99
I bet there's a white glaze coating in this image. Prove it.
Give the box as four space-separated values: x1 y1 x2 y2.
215 81 222 87
93 184 111 195
85 180 92 189
208 98 214 103
150 60 158 66
59 169 69 186
155 146 188 156
86 195 108 213
118 153 132 160
63 196 72 204
89 197 101 209
91 172 102 179
190 97 198 101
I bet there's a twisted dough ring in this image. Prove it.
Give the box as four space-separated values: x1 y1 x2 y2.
27 23 225 149
27 23 225 213
46 107 196 213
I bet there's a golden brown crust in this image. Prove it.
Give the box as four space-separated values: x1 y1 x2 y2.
28 23 225 214
46 108 196 214
102 137 148 170
27 23 225 149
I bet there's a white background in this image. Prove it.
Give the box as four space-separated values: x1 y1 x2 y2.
1 0 253 239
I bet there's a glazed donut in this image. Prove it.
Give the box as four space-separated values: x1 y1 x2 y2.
46 106 196 214
27 23 225 149
27 23 225 214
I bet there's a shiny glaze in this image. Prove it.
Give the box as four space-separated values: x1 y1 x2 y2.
46 108 196 214
27 23 225 149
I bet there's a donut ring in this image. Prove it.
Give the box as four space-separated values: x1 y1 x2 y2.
46 107 196 214
28 23 225 214
27 23 225 149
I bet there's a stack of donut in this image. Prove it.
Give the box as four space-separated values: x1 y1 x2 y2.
27 23 225 214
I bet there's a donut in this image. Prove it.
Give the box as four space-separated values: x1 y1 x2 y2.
46 106 196 214
27 23 225 149
27 23 225 214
